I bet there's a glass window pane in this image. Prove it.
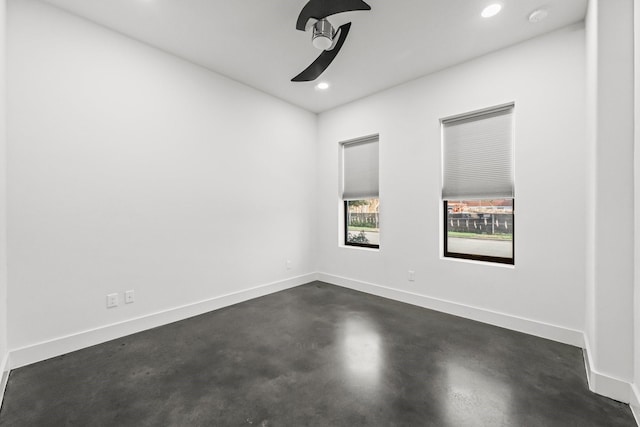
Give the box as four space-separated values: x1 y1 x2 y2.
445 199 513 262
346 199 379 248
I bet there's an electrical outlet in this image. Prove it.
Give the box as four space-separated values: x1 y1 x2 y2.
408 270 415 282
286 260 292 270
107 293 118 308
125 290 135 304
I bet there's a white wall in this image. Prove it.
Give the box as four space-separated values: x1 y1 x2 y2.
0 0 7 379
634 0 640 414
316 25 586 344
584 0 598 377
6 0 316 353
585 0 635 403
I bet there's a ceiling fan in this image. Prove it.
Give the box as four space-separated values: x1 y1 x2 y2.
292 0 372 82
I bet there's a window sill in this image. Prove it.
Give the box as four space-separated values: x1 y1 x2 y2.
340 245 380 252
441 255 515 269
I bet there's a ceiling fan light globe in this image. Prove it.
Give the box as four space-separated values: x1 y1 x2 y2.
312 35 333 50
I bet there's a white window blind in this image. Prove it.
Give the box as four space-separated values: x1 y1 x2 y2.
342 135 379 200
442 105 514 200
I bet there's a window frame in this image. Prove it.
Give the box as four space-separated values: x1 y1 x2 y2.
443 199 515 265
344 199 380 249
440 103 515 265
340 134 380 249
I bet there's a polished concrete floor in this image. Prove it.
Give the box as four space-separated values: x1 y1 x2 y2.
0 281 635 426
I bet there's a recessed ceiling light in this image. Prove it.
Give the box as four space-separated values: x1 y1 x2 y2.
315 82 330 90
481 4 502 18
528 9 549 23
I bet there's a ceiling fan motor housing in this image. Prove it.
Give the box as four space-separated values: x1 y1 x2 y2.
312 19 334 50
292 0 371 81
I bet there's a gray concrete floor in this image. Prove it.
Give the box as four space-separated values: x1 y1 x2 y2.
0 282 635 426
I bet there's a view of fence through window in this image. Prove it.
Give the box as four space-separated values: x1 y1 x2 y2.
446 199 513 260
346 198 380 247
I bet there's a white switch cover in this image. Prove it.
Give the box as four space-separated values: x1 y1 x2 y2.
125 290 135 304
107 293 118 308
286 260 292 270
408 270 415 282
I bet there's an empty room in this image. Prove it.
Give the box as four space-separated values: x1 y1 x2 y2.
0 0 639 425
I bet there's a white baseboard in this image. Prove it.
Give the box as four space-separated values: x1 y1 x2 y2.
9 273 317 370
582 334 632 404
317 273 584 347
587 370 632 404
0 352 9 410
630 383 640 425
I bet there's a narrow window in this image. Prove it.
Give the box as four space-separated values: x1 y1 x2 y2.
442 105 514 264
341 135 379 248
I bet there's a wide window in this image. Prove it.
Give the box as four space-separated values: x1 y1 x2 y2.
341 135 379 248
441 105 514 264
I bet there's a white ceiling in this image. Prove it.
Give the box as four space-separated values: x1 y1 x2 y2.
38 0 587 113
